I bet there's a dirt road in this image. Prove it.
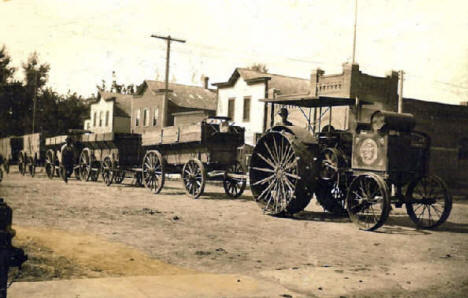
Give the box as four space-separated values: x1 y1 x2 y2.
1 169 467 297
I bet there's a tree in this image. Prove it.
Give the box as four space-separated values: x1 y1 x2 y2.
248 63 268 73
0 45 15 85
22 52 50 92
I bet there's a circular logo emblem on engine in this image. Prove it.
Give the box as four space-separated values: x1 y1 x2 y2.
359 138 378 165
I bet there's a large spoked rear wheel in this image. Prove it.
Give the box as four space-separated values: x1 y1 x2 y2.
249 130 317 216
45 150 56 179
101 156 114 187
406 175 452 229
142 150 165 194
182 159 206 199
29 157 36 177
79 150 92 181
223 161 247 198
346 173 391 231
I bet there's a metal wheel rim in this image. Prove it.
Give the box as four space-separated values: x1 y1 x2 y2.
182 159 205 199
45 150 55 179
79 151 91 181
250 132 300 215
142 151 165 194
101 157 113 186
406 175 452 229
346 173 390 231
223 162 246 198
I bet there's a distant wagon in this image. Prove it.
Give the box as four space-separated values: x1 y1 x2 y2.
0 136 23 175
78 132 142 185
44 132 85 181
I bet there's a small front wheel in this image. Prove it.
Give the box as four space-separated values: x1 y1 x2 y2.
223 161 246 198
346 173 391 231
406 175 452 229
182 159 206 199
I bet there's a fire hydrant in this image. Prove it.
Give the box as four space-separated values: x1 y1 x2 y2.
0 198 27 298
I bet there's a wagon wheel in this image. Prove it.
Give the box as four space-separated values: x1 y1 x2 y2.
223 161 246 198
114 170 125 184
29 156 36 177
3 160 9 174
79 149 92 181
316 148 348 215
182 159 205 199
249 130 317 215
90 164 100 181
142 150 165 194
45 149 56 179
346 173 391 231
18 153 26 176
406 175 452 229
101 156 114 186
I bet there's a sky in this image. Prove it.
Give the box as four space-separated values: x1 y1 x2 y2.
1 0 467 104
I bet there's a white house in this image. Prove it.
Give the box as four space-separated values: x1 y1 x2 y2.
83 91 132 133
213 68 310 145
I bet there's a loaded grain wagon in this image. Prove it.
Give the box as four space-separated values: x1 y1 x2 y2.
138 116 247 199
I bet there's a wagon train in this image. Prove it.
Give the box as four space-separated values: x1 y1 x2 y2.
136 116 247 199
249 96 452 231
79 132 142 185
0 136 23 175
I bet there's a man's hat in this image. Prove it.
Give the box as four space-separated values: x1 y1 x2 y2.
65 136 72 142
278 107 288 117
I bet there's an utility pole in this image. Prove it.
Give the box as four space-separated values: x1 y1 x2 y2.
352 0 358 64
150 34 186 127
31 71 38 133
398 70 404 113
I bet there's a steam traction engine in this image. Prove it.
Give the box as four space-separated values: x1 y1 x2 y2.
250 96 452 231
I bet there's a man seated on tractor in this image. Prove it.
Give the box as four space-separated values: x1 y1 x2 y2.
61 137 75 183
276 107 293 126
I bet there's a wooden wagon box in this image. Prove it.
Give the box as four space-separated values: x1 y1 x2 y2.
81 133 141 166
0 137 23 161
22 133 45 159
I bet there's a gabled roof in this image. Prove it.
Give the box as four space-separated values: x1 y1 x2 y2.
98 91 132 118
141 80 217 111
213 68 310 95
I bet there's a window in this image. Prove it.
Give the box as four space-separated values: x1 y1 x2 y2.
86 122 90 130
243 97 251 122
135 109 140 127
143 108 149 126
105 111 109 127
93 112 97 127
459 138 468 160
99 111 103 127
227 98 235 121
153 108 159 126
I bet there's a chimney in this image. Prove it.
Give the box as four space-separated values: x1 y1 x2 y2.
310 68 324 96
204 77 209 89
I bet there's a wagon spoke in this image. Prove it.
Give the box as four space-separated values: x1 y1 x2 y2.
251 166 275 173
